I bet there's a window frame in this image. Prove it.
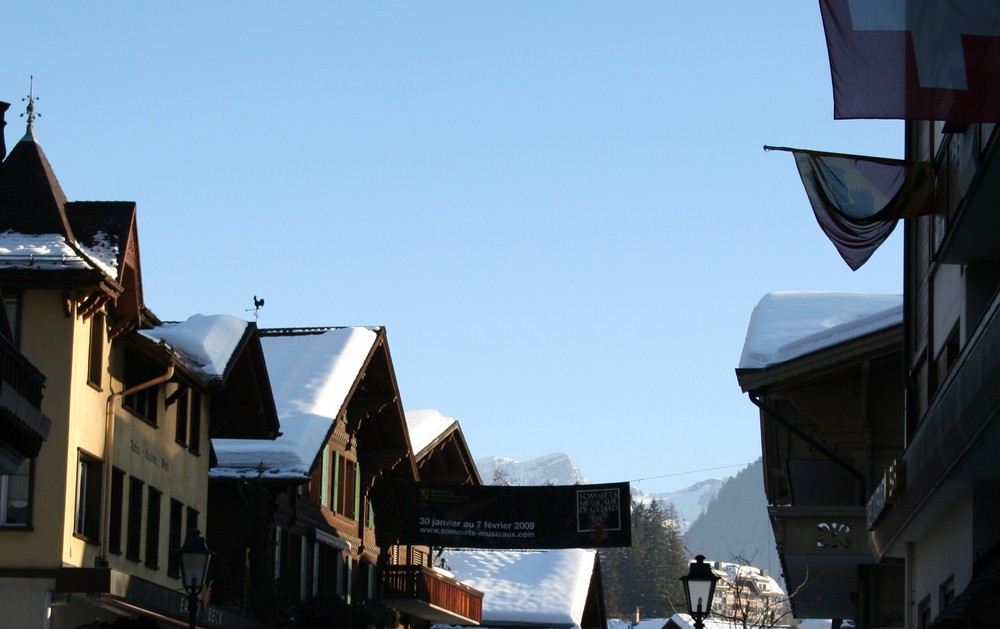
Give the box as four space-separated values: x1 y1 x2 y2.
109 467 125 554
126 476 145 562
145 486 162 570
74 451 103 544
3 291 22 347
87 311 105 390
122 350 161 426
175 389 189 446
168 499 183 577
188 392 202 455
0 458 33 528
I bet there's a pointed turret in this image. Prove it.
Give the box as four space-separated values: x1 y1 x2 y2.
0 93 75 241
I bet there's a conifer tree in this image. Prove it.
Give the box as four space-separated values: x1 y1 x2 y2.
600 499 688 619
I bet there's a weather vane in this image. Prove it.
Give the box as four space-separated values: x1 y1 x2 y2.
247 295 265 321
21 75 40 131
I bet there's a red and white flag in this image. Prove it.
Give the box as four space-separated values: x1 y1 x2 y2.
820 0 1000 122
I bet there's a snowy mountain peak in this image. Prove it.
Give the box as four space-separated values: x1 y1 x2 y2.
475 452 727 528
475 453 589 487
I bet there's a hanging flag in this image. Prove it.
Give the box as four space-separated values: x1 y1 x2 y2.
766 146 933 270
819 0 1000 122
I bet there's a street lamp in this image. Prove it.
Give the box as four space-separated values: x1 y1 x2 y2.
178 529 213 629
680 555 719 629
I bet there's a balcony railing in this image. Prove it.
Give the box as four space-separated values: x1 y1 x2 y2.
0 332 50 461
381 565 483 625
0 333 44 408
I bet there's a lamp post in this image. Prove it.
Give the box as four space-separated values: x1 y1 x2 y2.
680 555 719 629
178 529 213 629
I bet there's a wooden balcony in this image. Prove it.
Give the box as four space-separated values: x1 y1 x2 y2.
769 505 873 620
381 565 483 625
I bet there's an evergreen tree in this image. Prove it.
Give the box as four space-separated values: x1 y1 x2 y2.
600 499 688 619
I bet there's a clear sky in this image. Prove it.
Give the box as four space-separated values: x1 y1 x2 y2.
3 2 903 494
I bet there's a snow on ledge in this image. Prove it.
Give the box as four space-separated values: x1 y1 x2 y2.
739 291 902 370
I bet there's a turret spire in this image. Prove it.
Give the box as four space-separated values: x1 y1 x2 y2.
20 75 40 136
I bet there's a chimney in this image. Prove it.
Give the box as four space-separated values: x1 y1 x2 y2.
0 100 9 161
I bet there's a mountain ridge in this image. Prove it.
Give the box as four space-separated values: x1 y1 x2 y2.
475 453 779 582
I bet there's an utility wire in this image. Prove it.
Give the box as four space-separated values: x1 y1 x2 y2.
630 462 753 485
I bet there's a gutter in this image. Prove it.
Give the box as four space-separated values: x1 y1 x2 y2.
100 361 175 564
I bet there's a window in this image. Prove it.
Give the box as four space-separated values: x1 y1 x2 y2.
941 575 956 608
75 452 103 542
0 459 31 527
109 468 125 554
336 455 358 519
918 595 931 629
168 499 183 577
145 487 162 569
186 506 199 534
175 389 189 446
127 477 144 561
87 312 105 389
123 350 160 425
188 392 202 454
3 292 21 346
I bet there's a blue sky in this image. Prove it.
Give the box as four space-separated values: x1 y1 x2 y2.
3 2 903 493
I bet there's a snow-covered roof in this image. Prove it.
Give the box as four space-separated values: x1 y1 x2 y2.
440 549 597 629
0 230 118 277
738 291 902 370
210 327 378 480
140 314 249 379
405 409 457 456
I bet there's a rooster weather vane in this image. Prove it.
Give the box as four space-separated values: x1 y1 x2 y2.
247 295 265 320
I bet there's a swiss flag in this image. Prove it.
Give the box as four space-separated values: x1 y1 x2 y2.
820 0 1000 122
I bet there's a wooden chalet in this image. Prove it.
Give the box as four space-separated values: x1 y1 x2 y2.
207 330 484 627
736 292 906 625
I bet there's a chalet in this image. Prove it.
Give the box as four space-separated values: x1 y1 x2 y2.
736 292 906 625
0 98 279 629
207 331 484 627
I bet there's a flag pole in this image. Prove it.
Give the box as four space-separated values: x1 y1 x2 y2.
763 144 912 165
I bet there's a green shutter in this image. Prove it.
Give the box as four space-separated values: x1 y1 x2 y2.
332 451 341 511
320 446 330 508
353 461 361 520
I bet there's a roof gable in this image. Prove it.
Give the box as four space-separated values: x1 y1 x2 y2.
211 326 381 479
132 315 280 440
406 409 482 485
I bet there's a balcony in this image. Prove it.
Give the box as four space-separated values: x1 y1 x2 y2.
769 505 872 620
0 332 50 474
381 565 483 625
